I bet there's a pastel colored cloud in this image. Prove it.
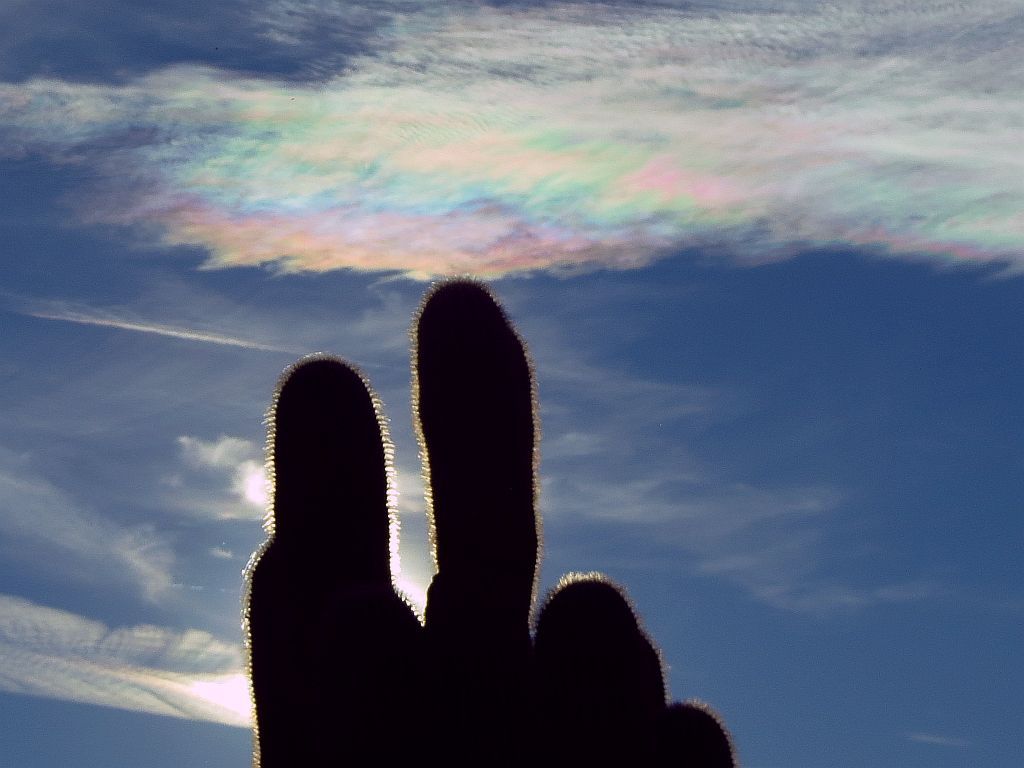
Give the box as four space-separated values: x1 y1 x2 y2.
1 1 1021 276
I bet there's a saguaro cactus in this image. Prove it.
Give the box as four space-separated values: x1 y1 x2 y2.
245 280 736 766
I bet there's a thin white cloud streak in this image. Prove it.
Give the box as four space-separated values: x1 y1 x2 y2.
0 448 175 601
0 593 250 728
906 732 970 748
1 1 1021 276
25 306 294 353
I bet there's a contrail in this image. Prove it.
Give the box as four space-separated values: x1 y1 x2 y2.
26 307 292 353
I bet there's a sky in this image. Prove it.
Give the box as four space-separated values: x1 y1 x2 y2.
0 0 1021 765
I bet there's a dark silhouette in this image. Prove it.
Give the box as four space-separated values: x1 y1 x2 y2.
244 280 737 766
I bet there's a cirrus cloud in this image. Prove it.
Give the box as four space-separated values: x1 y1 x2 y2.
0 448 175 602
0 593 250 727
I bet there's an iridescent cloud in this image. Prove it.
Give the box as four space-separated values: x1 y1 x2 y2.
1 1 1021 276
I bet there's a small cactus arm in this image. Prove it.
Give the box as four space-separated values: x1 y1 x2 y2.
244 280 737 766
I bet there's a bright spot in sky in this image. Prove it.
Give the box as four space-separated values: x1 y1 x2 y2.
188 673 253 726
240 463 268 507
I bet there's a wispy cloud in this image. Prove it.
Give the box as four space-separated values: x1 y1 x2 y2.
0 448 175 601
545 450 943 613
253 0 416 59
524 323 943 613
24 304 293 353
0 593 250 728
1 1 1021 277
906 732 970 748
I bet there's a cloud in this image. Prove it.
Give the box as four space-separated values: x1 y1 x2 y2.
545 448 943 613
0 0 397 83
0 448 175 601
173 435 268 520
253 0 418 59
0 593 250 728
1 1 1021 277
523 324 944 613
209 546 235 560
906 732 970 748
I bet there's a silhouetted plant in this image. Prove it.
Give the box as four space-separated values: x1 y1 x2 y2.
244 280 737 766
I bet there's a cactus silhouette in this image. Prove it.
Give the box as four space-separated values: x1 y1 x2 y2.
244 280 737 766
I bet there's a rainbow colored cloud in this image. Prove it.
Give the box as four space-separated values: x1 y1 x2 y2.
1 3 1021 277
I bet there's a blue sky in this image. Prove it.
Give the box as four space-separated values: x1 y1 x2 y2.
1 1 1022 766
